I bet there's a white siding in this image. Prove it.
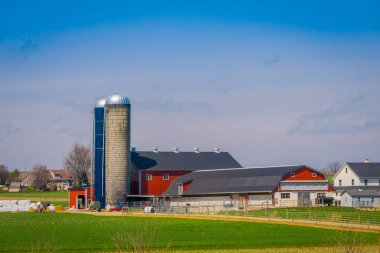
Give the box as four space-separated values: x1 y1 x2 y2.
340 192 353 207
334 165 360 187
280 182 328 191
248 194 272 206
359 178 380 186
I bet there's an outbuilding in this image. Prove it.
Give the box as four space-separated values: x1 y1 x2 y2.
164 165 335 211
69 186 94 209
340 189 380 208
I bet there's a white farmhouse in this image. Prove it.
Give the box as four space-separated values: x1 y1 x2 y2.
333 161 380 188
333 161 380 206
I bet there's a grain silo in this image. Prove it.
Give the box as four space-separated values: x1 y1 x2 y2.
104 94 131 206
93 98 106 208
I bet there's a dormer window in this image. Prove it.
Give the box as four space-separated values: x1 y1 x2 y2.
163 174 169 181
290 173 295 177
178 183 183 194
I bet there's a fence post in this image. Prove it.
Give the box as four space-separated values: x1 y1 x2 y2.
340 216 343 226
358 214 361 224
292 212 293 222
315 213 317 224
286 208 289 219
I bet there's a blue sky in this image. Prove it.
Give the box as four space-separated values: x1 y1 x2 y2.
1 1 380 170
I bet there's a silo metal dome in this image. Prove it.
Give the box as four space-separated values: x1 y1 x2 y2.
106 94 130 105
95 98 107 108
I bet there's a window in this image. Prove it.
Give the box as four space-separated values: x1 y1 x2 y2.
345 167 347 173
379 179 380 186
178 184 183 194
358 197 360 201
364 179 368 186
317 193 326 198
352 179 355 186
339 180 342 186
163 174 169 181
281 193 290 199
146 174 152 181
290 173 295 177
312 173 316 177
372 197 374 202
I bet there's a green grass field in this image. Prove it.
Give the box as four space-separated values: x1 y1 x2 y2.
0 212 379 252
0 190 68 199
220 207 380 226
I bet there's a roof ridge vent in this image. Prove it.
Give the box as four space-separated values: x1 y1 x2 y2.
173 147 180 153
153 147 158 153
214 147 220 153
194 147 200 153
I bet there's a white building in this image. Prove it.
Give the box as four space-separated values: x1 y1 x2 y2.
340 189 380 208
333 162 380 188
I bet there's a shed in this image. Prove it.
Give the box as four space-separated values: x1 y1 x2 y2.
340 189 380 208
69 186 94 209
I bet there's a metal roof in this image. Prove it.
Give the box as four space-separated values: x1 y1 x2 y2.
95 98 106 108
346 162 380 178
131 151 242 171
105 94 130 106
344 189 380 198
164 165 305 196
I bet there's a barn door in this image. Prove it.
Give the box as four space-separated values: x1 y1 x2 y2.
297 192 311 207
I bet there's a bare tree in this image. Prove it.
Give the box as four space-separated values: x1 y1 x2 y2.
32 164 49 190
63 143 91 186
0 164 10 185
327 161 342 173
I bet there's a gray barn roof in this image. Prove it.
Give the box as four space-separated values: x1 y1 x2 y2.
131 151 242 171
347 162 380 178
344 189 380 198
164 165 306 196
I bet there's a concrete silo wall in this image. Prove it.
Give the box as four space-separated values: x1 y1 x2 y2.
105 105 131 206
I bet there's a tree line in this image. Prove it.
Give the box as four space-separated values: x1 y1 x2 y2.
0 143 91 190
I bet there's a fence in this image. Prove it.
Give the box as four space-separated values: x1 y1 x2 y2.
121 201 380 227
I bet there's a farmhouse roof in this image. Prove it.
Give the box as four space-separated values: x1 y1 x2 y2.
131 151 242 171
346 162 380 178
164 165 305 196
49 169 74 181
14 172 31 182
344 189 380 198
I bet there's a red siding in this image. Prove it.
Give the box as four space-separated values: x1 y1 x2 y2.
183 181 192 193
282 167 326 181
141 171 191 195
69 187 94 208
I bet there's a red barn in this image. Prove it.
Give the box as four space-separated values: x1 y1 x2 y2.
69 186 94 209
129 149 242 199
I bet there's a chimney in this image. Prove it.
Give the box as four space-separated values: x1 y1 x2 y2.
153 147 158 153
